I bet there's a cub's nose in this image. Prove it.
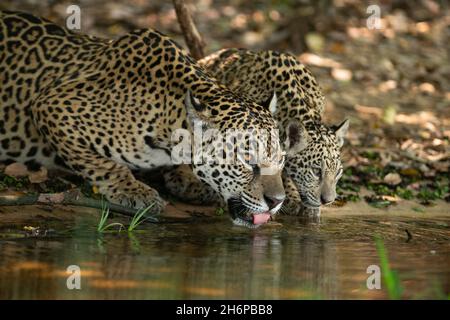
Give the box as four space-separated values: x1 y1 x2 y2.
320 195 334 205
264 195 285 210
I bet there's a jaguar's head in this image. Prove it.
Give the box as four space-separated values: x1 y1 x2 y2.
183 90 286 228
282 119 349 209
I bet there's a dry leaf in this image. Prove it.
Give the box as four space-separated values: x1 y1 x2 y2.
407 182 421 190
400 168 420 177
298 53 342 68
331 68 352 81
381 195 400 202
4 163 28 177
432 162 449 172
383 173 402 185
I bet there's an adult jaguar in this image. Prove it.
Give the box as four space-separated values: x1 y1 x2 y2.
0 11 293 227
164 49 349 215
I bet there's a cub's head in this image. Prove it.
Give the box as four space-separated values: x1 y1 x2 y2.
282 119 349 209
182 90 286 228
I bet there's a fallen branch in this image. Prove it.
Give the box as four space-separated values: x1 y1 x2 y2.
173 0 205 60
0 189 159 222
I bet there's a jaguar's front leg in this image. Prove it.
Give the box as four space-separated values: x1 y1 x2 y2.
280 173 303 215
69 155 166 214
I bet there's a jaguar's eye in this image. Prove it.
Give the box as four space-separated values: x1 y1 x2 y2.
312 168 322 177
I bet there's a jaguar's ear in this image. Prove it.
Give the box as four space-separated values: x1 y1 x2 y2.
333 119 349 148
262 92 278 115
284 120 310 155
184 90 211 127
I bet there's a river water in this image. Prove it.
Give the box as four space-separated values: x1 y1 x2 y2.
0 211 449 299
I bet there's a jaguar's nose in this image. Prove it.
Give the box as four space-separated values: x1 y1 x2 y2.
264 195 285 210
320 195 334 205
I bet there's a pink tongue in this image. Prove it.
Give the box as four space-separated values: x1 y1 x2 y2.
253 213 271 225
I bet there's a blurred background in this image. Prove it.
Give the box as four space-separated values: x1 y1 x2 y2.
1 0 449 206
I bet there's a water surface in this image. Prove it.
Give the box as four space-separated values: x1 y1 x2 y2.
0 210 448 299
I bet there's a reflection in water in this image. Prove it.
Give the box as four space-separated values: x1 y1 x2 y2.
0 215 448 299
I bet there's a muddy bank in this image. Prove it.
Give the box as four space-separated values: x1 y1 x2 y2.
0 188 448 226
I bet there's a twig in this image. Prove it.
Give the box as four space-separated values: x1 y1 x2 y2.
173 0 205 60
0 189 159 222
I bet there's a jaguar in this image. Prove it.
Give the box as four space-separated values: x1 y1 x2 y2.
0 12 292 227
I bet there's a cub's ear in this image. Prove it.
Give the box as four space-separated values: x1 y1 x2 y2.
184 90 211 126
284 121 310 155
262 92 278 115
333 119 349 148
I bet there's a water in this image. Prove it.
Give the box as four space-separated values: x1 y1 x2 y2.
0 211 449 299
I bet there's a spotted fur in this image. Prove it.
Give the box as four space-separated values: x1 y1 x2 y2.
0 12 285 225
165 49 349 215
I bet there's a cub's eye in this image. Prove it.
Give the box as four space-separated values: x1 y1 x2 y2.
252 164 261 176
312 168 322 177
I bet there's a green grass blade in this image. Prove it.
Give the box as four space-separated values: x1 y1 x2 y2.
102 222 125 232
128 203 154 231
97 198 125 233
97 198 111 232
375 236 403 299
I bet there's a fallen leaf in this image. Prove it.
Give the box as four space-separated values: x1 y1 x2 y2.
407 182 420 190
383 172 402 185
400 168 420 177
423 170 436 178
432 162 449 172
418 82 435 94
331 68 352 81
4 163 28 177
381 195 400 202
299 53 342 68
